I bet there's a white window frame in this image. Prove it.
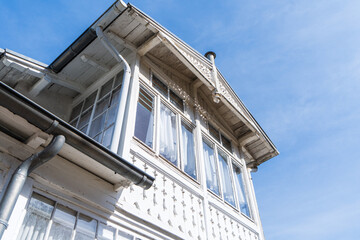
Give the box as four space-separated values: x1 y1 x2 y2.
202 132 253 217
134 75 198 181
69 70 124 149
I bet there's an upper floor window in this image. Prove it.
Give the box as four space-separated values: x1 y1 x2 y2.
202 137 251 216
208 123 232 153
232 164 251 217
134 79 197 181
152 75 184 111
69 71 123 149
134 87 154 148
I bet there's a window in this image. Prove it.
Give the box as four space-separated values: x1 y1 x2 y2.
180 123 197 179
218 151 235 207
203 140 220 195
134 87 154 148
208 123 232 153
233 164 251 217
69 71 123 149
159 103 178 165
17 193 150 240
134 77 197 180
16 193 118 240
152 75 184 111
202 137 251 215
202 138 236 205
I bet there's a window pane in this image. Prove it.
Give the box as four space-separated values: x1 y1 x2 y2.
221 134 232 153
70 102 83 121
98 224 116 240
80 125 88 134
48 205 76 240
170 90 184 111
134 88 154 148
78 109 92 129
233 165 251 217
100 80 113 99
152 75 168 97
181 123 196 179
110 88 121 106
114 70 124 88
16 193 54 240
74 214 97 240
106 105 117 127
94 95 110 117
218 153 235 207
203 140 220 195
102 125 114 149
83 92 96 111
159 103 178 165
89 114 106 138
70 118 78 127
208 124 220 142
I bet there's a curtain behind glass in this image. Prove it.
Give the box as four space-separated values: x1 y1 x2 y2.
134 88 154 148
181 123 196 179
218 153 235 207
233 165 251 217
16 194 54 240
48 205 76 240
203 141 220 195
159 103 177 165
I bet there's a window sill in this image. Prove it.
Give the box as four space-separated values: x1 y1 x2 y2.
157 154 201 188
132 136 156 157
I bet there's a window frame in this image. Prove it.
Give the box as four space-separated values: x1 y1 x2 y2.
69 70 124 149
202 132 252 217
134 76 198 181
207 122 233 154
232 161 253 219
18 191 119 240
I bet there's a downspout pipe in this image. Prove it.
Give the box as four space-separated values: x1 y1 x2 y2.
95 26 131 156
0 135 65 239
205 51 221 103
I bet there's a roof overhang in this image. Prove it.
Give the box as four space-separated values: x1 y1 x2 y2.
1 1 278 167
0 81 154 189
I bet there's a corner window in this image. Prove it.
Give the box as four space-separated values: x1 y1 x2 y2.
218 151 236 207
69 71 123 149
233 164 251 217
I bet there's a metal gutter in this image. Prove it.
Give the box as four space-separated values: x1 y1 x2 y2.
0 81 154 189
0 135 65 238
48 1 128 73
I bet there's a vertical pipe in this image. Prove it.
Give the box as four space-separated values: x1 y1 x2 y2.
205 51 221 103
95 26 132 156
117 54 140 159
0 135 65 239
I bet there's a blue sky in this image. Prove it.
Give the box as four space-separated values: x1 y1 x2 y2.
1 1 360 239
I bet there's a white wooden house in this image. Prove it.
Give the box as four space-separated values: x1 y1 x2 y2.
0 1 278 240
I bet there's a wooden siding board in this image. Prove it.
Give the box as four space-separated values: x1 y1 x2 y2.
125 24 148 43
119 20 140 39
248 141 266 153
253 147 269 159
133 29 154 47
